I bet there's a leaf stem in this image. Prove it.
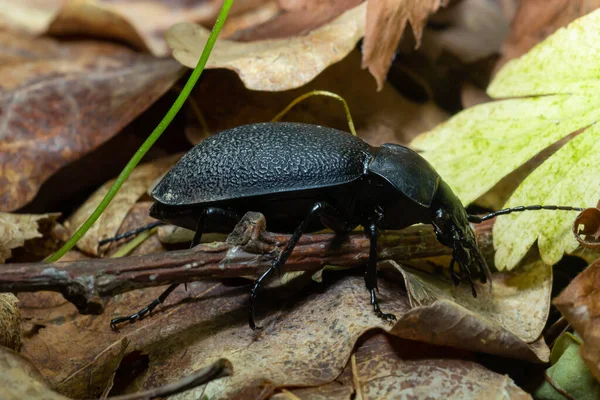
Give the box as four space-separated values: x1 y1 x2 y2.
45 0 234 263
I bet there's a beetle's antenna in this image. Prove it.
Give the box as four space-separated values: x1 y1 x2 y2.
467 205 584 223
99 221 164 245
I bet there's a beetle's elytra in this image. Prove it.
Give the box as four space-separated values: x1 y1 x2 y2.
110 122 491 330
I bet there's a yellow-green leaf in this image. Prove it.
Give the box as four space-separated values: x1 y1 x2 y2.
411 9 600 270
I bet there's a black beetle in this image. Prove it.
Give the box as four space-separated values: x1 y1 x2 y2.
109 122 583 330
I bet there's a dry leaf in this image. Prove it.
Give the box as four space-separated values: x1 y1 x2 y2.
362 0 448 90
104 201 168 257
497 0 600 68
271 383 354 400
554 258 600 381
0 0 63 35
186 50 448 146
21 272 547 399
0 294 20 351
66 155 180 256
338 332 531 399
0 212 59 263
573 201 600 249
388 258 552 344
167 3 366 91
0 346 70 400
0 0 269 56
0 32 183 211
230 0 361 40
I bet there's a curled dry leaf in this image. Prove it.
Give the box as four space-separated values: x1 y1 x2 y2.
0 0 269 56
0 212 59 263
554 258 600 381
337 332 531 400
497 0 600 68
0 293 20 351
167 3 366 91
0 346 69 400
573 201 600 249
0 32 183 212
66 155 181 256
362 0 449 90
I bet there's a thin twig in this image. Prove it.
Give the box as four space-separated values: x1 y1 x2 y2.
0 212 494 315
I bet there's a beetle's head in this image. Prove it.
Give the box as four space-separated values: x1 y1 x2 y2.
431 181 492 296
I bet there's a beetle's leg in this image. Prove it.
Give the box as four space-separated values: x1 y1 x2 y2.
110 207 239 331
364 220 397 322
249 202 344 330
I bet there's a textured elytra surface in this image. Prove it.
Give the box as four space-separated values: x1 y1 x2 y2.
152 122 373 206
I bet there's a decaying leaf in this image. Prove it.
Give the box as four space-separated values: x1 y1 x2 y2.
554 258 600 381
21 269 548 399
388 258 552 344
65 155 180 256
339 332 531 399
573 201 600 249
0 212 58 262
534 332 600 400
411 10 600 269
230 0 361 40
0 293 20 351
167 3 366 91
0 32 183 211
362 0 449 90
498 0 600 68
0 0 269 56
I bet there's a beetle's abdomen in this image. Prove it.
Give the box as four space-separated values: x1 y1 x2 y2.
152 123 372 206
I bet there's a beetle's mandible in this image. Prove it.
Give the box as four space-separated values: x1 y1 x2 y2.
109 122 581 330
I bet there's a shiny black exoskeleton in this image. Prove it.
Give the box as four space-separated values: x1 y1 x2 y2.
112 122 492 330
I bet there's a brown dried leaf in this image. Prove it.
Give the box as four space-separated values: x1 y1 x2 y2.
22 270 547 399
497 0 600 68
0 293 20 351
187 50 448 146
0 0 63 35
0 32 183 211
344 332 531 399
230 0 361 41
0 346 70 400
389 258 552 344
363 0 449 90
66 155 180 256
554 258 600 381
271 383 353 400
0 212 59 263
573 201 600 249
167 3 366 91
0 0 268 56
